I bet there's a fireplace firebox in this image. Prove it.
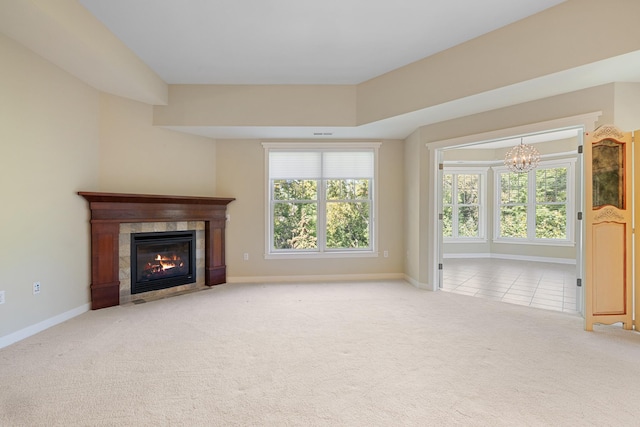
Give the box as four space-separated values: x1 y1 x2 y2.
131 230 196 294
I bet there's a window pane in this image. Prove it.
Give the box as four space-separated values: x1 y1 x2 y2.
443 174 453 204
457 174 479 204
500 205 527 238
442 206 453 237
501 173 528 204
536 168 567 203
326 202 370 248
268 147 375 254
536 205 567 239
273 202 317 249
458 206 479 237
273 180 317 201
326 179 369 200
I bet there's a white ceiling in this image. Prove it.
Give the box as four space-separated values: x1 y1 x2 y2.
79 0 566 85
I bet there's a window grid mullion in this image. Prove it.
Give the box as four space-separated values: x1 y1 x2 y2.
527 169 536 240
318 178 326 252
451 174 459 238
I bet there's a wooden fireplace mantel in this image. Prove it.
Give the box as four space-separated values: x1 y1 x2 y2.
79 192 235 310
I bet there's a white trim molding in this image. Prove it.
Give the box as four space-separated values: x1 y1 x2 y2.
425 112 602 150
227 273 404 284
443 252 576 265
0 303 90 349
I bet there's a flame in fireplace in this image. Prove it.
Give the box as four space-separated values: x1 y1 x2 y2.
153 254 185 271
141 254 186 279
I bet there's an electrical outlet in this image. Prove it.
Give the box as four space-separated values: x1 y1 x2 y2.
0 291 5 304
243 253 249 261
383 250 389 258
33 282 41 295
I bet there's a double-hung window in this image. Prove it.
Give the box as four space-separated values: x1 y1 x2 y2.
494 159 575 244
264 143 379 257
442 168 487 241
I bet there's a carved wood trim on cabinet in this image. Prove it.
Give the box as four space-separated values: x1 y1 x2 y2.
79 192 235 310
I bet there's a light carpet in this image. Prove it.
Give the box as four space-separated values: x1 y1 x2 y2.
1 280 640 426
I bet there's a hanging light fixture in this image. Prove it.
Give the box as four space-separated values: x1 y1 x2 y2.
504 138 540 173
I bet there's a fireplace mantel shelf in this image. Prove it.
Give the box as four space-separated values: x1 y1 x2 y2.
79 192 235 309
78 191 235 206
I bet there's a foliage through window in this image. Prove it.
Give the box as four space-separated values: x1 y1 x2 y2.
495 161 573 242
442 170 486 240
266 145 378 256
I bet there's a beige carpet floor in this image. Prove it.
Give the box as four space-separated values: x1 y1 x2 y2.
1 280 640 426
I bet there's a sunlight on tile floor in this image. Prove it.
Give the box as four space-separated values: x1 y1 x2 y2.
441 258 578 314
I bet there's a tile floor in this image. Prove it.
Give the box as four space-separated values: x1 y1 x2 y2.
441 258 579 314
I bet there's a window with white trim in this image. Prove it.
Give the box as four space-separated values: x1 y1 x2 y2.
494 159 574 244
442 168 487 241
264 143 378 257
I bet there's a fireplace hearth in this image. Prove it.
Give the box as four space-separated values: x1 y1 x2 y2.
131 230 196 294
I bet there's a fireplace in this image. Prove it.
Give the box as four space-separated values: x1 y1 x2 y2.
78 192 235 309
131 230 196 294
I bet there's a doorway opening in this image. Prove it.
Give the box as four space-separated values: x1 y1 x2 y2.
434 127 584 315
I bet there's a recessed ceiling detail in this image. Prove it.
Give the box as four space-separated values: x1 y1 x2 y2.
79 0 566 85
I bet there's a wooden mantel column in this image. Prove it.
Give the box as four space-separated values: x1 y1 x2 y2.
78 192 235 310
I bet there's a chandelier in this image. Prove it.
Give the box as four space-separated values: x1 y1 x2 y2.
504 138 540 173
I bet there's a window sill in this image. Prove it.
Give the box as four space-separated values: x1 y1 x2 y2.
444 238 488 244
493 239 575 247
265 251 378 260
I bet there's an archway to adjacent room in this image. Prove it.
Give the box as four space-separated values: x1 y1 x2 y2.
428 113 602 317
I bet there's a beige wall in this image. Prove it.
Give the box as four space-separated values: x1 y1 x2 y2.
402 128 433 289
403 130 424 286
0 0 167 105
216 139 404 281
614 83 640 131
0 35 219 342
99 93 217 196
154 85 356 127
0 33 99 337
356 0 640 124
422 85 614 145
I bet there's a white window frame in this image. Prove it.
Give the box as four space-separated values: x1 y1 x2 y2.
263 142 380 259
493 158 576 245
442 167 488 243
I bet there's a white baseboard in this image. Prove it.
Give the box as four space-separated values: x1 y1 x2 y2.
403 275 433 290
443 252 576 265
443 253 492 259
227 273 404 284
0 303 90 349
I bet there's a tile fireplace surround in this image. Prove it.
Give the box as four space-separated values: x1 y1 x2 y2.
119 221 205 305
78 192 235 310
